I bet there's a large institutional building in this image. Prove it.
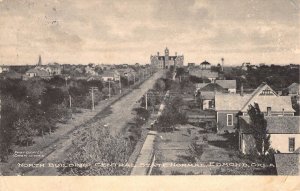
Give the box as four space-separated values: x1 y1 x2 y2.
150 48 184 70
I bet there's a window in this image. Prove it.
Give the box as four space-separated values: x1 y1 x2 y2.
289 138 295 152
208 101 213 108
267 107 272 116
227 114 233 126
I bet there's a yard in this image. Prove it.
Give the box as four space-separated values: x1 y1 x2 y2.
152 124 276 175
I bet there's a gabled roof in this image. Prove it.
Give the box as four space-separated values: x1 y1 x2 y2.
288 82 299 89
215 83 295 113
240 83 294 112
199 83 225 92
216 80 236 90
215 94 251 111
2 70 22 79
239 116 300 134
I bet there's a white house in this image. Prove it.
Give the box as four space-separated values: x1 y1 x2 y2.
101 70 120 82
238 116 300 154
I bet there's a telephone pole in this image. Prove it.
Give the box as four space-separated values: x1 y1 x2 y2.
119 77 122 94
145 92 148 110
69 95 72 108
108 80 111 99
89 87 98 110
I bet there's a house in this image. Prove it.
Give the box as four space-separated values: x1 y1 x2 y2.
215 82 295 133
216 80 237 93
189 69 219 82
101 70 120 82
0 70 22 80
286 83 300 96
25 68 50 79
196 83 225 110
238 116 300 155
0 65 9 73
44 63 62 76
85 65 98 76
200 60 211 70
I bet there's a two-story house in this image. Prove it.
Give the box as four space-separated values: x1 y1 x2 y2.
215 82 295 133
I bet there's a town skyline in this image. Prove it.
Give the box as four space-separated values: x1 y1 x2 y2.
0 0 299 65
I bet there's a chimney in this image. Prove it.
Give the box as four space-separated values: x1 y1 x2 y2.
175 52 177 56
157 52 160 56
240 83 244 96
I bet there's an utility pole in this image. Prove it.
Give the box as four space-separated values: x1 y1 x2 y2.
89 87 98 110
69 95 72 108
119 77 122 94
145 92 148 110
108 80 111 99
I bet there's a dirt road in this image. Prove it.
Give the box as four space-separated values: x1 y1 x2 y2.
25 71 163 175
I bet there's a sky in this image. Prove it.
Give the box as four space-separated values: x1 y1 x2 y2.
0 0 299 66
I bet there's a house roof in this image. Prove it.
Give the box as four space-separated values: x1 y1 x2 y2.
239 83 294 112
215 94 251 111
216 80 236 90
199 83 225 92
102 71 116 77
287 83 299 94
288 83 299 90
239 116 300 134
2 70 22 79
215 83 295 113
200 60 211 65
195 83 209 89
240 96 294 112
200 91 215 100
274 153 300 175
26 68 49 76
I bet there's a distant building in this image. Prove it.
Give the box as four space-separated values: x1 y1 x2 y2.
150 47 184 70
25 68 50 79
0 70 22 80
286 83 300 96
188 63 195 68
0 65 10 73
200 60 211 70
101 70 120 82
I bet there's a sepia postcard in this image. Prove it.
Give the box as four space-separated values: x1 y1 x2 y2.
0 0 300 190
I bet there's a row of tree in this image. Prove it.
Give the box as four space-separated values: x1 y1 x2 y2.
0 75 132 162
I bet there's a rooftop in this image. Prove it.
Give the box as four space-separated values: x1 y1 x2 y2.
239 116 300 134
216 80 236 89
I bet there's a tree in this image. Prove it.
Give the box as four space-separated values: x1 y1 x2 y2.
14 119 37 147
247 103 270 155
153 79 166 92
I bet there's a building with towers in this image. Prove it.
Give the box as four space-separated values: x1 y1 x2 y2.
150 47 184 70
